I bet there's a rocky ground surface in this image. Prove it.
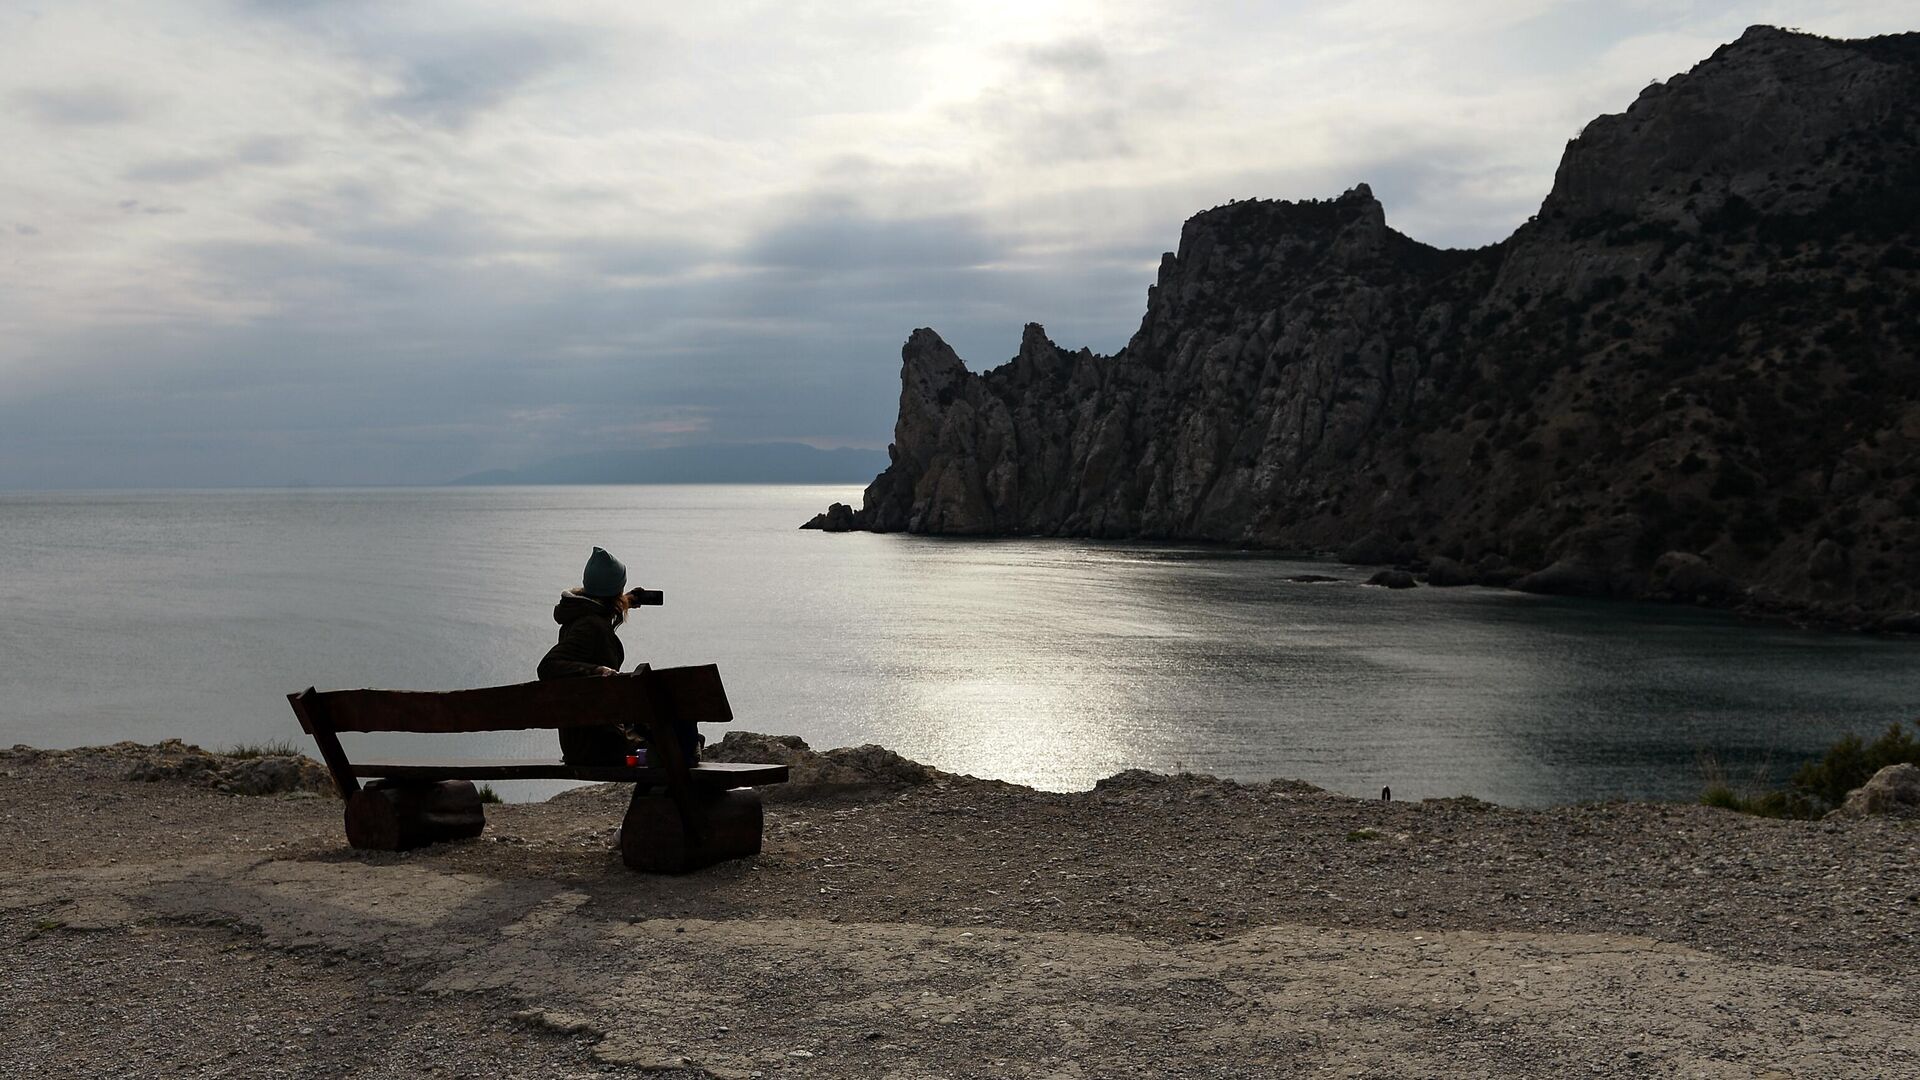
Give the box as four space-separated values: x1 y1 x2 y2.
4 739 1917 1078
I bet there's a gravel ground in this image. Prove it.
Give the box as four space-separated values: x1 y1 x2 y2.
3 742 1916 1078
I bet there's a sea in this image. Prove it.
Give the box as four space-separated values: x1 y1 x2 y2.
3 485 1916 806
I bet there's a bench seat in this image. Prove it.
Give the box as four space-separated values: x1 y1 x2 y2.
350 759 789 788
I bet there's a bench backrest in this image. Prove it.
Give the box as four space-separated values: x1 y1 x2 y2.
288 665 730 799
290 665 731 734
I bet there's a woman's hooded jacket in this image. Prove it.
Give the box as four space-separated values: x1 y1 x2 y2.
538 591 633 763
538 592 624 679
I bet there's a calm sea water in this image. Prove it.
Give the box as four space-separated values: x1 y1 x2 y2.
2 485 1916 805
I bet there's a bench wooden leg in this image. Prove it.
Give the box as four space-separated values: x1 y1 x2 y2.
345 779 486 851
620 787 762 873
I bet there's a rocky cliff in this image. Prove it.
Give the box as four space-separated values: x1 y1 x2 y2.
807 27 1920 628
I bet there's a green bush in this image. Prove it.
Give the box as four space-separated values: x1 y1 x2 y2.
476 784 503 804
1699 784 1812 819
1701 721 1920 818
1790 723 1920 808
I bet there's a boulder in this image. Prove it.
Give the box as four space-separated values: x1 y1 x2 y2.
703 731 937 801
1339 531 1399 566
1366 569 1418 589
1876 611 1920 634
1477 565 1528 587
125 743 334 796
1423 556 1473 587
1650 551 1739 600
1514 560 1609 597
1093 769 1170 793
1829 763 1920 819
1473 553 1526 587
800 502 862 531
225 757 334 796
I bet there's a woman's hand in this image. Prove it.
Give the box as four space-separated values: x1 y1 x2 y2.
595 666 620 677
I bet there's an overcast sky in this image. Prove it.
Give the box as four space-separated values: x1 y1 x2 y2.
1 1 1910 487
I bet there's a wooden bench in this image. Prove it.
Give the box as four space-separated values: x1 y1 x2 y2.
286 664 788 873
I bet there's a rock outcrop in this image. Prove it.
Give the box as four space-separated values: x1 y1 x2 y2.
126 742 334 796
1829 762 1920 818
810 27 1920 625
1 739 339 796
1367 570 1419 590
702 731 940 801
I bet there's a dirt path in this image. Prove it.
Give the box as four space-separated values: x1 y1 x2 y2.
3 743 1916 1077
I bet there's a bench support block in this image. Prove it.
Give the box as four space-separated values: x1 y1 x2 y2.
345 779 486 851
621 787 762 874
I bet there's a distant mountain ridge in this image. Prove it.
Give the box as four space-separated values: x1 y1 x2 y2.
453 443 888 485
807 26 1920 629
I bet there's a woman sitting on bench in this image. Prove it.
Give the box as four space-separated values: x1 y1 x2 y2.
538 546 651 765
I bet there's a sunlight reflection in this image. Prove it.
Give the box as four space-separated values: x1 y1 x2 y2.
896 674 1131 790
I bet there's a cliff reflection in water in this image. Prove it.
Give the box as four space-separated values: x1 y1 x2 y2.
3 485 1917 805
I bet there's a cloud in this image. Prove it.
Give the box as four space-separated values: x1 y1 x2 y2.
1 1 1914 486
1024 38 1114 75
740 200 1003 272
238 1 611 131
123 135 301 184
10 84 146 126
373 29 597 130
946 35 1193 165
116 199 186 216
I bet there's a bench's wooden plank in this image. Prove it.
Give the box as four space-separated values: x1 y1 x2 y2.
650 665 733 735
346 759 789 789
289 687 361 799
302 664 733 734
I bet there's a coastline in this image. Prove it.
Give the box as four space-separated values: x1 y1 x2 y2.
4 740 1916 1076
809 520 1920 637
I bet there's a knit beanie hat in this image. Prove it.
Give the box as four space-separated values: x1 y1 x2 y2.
582 547 628 598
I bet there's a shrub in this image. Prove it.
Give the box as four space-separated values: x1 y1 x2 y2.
476 784 503 804
1791 723 1920 809
226 740 302 759
1699 783 1811 818
1700 721 1920 818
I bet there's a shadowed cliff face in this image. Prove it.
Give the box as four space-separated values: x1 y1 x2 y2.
809 26 1920 628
